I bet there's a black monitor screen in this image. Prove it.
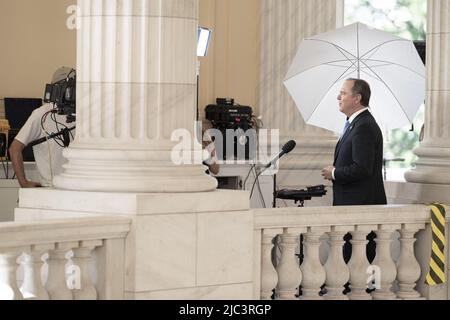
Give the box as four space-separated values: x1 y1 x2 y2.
4 98 42 161
4 98 42 129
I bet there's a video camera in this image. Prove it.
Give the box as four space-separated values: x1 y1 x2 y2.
205 98 253 128
205 98 256 161
44 69 76 123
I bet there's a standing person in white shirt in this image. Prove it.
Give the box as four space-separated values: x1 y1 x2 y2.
9 67 75 188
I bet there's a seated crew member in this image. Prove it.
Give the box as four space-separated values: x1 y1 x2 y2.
9 67 75 188
202 130 220 175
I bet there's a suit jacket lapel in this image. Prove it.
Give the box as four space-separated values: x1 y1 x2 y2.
334 130 350 162
334 110 370 162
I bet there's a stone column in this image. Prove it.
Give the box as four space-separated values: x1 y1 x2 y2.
17 0 254 300
405 0 450 184
54 0 217 193
259 0 343 195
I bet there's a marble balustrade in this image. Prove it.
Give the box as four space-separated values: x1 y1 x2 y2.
254 205 443 300
0 216 130 300
0 204 444 300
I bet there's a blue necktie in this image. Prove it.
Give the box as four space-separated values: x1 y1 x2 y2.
342 120 350 136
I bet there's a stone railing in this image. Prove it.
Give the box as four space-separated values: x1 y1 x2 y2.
0 216 131 300
253 205 447 300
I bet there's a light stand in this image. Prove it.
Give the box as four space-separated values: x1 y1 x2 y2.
196 62 200 121
196 27 212 121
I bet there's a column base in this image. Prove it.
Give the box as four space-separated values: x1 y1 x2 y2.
405 145 450 184
53 144 218 193
15 188 253 300
54 171 218 193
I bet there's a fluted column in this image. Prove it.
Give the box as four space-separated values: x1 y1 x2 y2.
405 0 450 184
259 0 343 185
54 0 217 192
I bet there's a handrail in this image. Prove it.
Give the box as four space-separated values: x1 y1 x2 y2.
254 204 437 230
0 216 131 248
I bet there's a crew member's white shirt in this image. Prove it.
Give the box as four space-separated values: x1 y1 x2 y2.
15 103 74 187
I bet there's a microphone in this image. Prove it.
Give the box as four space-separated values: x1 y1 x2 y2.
265 140 296 168
249 139 297 205
27 126 75 148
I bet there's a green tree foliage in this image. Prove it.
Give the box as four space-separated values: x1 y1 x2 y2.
345 0 426 168
346 0 426 40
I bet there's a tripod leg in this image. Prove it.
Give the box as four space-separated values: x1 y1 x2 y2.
272 174 277 208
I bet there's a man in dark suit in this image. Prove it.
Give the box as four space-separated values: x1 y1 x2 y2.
322 78 386 205
322 78 386 265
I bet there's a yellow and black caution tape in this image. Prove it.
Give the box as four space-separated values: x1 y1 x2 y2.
426 203 447 286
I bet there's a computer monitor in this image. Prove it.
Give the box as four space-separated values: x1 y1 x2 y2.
4 98 42 129
4 98 42 161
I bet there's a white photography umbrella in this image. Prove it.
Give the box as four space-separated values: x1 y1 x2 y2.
284 22 425 134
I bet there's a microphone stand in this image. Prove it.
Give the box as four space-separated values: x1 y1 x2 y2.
249 163 278 208
250 139 296 206
272 173 277 208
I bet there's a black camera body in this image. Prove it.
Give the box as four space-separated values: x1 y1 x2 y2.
44 74 76 123
205 98 256 161
205 98 253 127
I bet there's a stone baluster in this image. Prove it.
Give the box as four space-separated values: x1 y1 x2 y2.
276 228 304 299
46 242 77 300
348 227 374 300
20 245 53 300
260 231 279 300
371 225 399 300
0 248 24 300
72 240 102 300
324 228 350 300
396 224 425 300
300 227 329 300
